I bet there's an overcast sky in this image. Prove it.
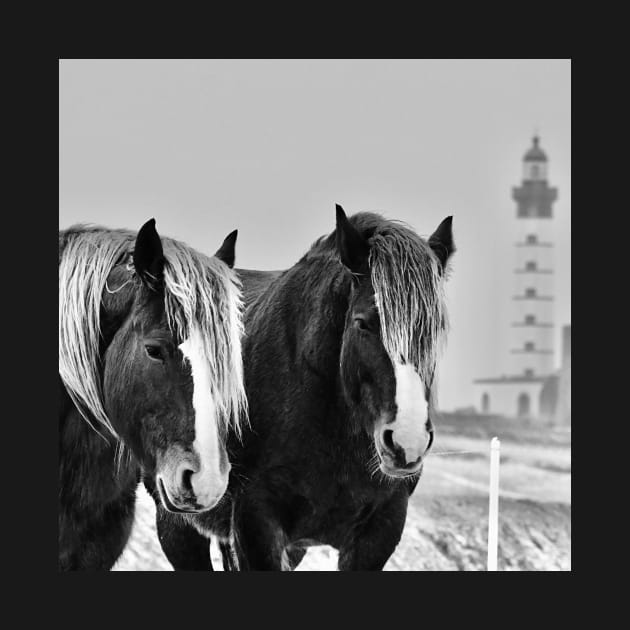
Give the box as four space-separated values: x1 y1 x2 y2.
59 59 571 411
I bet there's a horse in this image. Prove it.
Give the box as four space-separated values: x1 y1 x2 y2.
150 205 454 570
58 218 246 570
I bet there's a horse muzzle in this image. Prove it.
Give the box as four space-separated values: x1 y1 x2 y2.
156 448 230 513
374 423 434 477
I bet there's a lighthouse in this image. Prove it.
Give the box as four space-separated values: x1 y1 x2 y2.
510 135 557 377
473 136 562 421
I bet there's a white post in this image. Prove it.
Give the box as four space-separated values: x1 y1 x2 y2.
487 437 500 571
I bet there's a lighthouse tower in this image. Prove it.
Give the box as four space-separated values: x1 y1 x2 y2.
473 136 559 420
510 135 557 377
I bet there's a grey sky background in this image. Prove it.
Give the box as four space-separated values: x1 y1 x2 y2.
59 59 571 411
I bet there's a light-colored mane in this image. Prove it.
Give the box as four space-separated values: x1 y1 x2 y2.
369 220 448 385
161 238 246 437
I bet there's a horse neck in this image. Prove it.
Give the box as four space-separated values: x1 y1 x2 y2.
275 253 348 349
247 255 355 424
59 381 137 507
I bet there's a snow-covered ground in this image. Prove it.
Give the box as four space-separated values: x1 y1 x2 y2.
113 428 571 571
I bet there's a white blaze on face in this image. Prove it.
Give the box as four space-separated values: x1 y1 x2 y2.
391 362 431 463
179 327 230 506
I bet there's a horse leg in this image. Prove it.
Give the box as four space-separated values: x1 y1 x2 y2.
219 540 239 571
59 490 136 571
337 494 409 571
284 546 307 571
232 494 287 571
154 504 214 571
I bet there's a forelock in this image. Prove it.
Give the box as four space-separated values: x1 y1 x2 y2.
367 221 448 383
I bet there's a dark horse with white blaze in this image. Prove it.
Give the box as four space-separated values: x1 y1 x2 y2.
58 219 246 570
151 206 454 570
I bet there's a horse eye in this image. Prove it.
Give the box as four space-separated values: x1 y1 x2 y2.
145 344 165 362
354 317 369 332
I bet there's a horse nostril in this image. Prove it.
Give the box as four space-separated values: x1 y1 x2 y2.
382 429 395 453
180 468 194 494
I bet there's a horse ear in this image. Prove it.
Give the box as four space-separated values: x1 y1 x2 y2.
335 204 370 274
215 229 238 269
133 218 165 286
428 216 455 273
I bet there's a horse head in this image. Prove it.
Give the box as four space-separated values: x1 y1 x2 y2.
335 205 454 478
98 220 243 512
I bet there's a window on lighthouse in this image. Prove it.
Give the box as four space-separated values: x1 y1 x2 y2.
517 393 531 418
525 162 547 181
525 287 537 298
525 314 536 325
524 341 535 351
526 234 538 244
525 260 537 271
